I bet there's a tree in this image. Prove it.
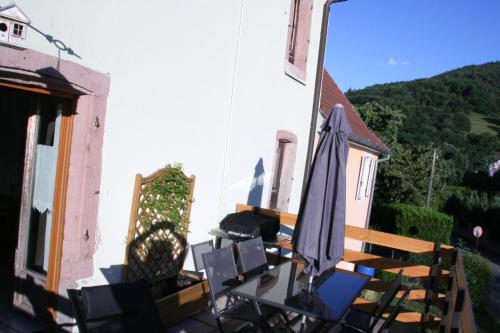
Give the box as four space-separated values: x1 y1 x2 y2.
347 62 500 181
356 101 403 146
356 102 449 207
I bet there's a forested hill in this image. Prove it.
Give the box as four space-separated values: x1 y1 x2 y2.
345 62 500 170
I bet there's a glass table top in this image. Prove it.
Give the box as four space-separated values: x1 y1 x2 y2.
229 260 370 322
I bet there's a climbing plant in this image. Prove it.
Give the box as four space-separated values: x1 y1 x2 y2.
124 163 196 282
138 163 192 233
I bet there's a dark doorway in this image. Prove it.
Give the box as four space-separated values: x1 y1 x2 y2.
0 86 30 304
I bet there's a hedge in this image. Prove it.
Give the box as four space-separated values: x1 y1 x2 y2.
372 203 453 244
462 250 493 309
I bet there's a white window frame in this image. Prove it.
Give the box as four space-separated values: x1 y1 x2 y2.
12 23 24 37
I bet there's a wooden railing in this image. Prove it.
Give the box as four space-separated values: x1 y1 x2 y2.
235 204 477 332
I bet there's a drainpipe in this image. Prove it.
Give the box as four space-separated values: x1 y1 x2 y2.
364 154 391 229
301 0 347 198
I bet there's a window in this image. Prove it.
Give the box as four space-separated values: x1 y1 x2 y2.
356 156 373 200
284 0 313 82
12 23 24 37
269 131 298 211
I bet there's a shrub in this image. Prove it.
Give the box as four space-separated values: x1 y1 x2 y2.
461 251 493 309
444 186 500 241
372 203 453 244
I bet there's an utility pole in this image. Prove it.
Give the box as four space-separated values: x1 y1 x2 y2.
426 148 438 209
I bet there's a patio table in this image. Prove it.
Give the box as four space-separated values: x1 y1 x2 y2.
229 260 370 329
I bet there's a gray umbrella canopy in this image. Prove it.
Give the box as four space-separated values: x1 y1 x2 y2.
293 104 352 276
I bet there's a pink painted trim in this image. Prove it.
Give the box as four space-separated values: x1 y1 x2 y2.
0 46 110 96
276 129 298 143
0 45 109 310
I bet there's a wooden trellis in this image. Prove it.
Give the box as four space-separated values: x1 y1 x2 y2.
123 167 195 283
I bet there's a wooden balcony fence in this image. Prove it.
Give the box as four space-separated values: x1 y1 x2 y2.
236 204 477 333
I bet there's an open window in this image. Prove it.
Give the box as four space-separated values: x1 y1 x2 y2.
284 0 314 82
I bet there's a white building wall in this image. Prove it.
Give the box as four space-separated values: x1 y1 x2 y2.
219 0 323 217
7 0 324 283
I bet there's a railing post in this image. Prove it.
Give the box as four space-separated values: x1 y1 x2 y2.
421 242 441 332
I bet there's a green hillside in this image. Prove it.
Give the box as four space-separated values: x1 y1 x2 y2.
470 112 500 135
346 62 500 173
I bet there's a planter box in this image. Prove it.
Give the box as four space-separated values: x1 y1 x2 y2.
154 271 210 325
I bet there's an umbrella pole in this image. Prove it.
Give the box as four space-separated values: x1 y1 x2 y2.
299 274 314 333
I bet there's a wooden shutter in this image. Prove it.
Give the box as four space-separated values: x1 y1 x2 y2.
357 156 372 200
285 0 314 82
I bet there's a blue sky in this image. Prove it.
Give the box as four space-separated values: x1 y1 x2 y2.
324 0 500 92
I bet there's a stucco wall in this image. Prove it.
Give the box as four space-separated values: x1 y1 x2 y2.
5 0 325 284
345 144 379 251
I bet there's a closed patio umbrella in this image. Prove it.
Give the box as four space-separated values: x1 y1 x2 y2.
293 104 352 277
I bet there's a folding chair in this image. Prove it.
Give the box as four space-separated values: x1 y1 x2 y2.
342 269 404 332
236 237 268 279
236 237 292 328
329 285 412 333
191 239 214 273
202 246 278 333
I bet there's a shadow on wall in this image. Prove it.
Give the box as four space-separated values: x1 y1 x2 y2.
28 24 82 60
100 265 124 284
247 158 265 207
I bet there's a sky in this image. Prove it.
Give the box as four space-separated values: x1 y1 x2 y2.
324 0 500 92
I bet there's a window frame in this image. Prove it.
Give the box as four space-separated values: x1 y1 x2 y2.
284 0 314 83
12 23 25 38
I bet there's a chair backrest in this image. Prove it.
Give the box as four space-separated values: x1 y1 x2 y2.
202 246 239 312
373 269 403 319
191 240 214 272
67 279 164 333
378 286 411 333
67 289 88 333
236 237 268 278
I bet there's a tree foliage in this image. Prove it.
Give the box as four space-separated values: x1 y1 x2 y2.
356 102 448 207
347 62 500 179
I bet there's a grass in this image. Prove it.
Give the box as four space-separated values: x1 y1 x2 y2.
469 112 500 135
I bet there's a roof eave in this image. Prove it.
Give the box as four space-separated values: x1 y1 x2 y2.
0 3 31 24
348 134 390 156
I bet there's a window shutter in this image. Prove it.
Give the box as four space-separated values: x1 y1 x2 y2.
364 158 373 197
357 156 372 200
284 0 313 82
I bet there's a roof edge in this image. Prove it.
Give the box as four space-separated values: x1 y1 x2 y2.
0 3 31 24
348 133 390 155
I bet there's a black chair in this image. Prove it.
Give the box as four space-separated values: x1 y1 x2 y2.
202 246 277 333
236 237 268 279
236 237 292 328
329 285 412 333
67 279 164 333
191 239 214 273
342 269 404 332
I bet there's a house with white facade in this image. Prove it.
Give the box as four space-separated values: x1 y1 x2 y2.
0 0 387 327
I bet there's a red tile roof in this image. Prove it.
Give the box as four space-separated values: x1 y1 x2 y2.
320 70 388 154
